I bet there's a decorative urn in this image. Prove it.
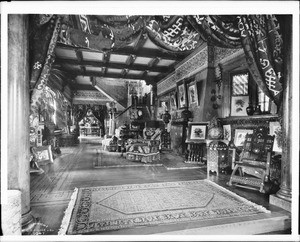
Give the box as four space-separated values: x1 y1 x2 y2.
207 116 223 140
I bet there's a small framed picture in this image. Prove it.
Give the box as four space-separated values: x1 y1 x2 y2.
35 145 53 163
170 92 178 111
234 129 254 147
231 96 249 116
269 121 282 153
177 81 187 109
186 122 208 143
223 124 231 141
188 82 198 106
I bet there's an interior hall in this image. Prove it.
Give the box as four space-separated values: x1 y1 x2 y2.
1 10 298 239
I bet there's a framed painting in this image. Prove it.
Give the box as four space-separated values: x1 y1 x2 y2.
170 92 178 111
188 82 198 106
234 129 254 147
177 82 187 109
223 124 231 141
231 95 249 116
35 145 53 163
269 121 282 153
186 122 208 143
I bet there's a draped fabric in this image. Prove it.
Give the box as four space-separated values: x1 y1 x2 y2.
146 16 203 53
237 15 283 106
30 15 62 115
73 105 88 123
187 15 241 48
91 105 107 135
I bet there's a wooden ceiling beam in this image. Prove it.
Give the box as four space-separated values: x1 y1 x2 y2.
55 57 171 73
56 43 183 61
67 69 160 82
148 57 161 68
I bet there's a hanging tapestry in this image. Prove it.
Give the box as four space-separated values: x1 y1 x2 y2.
30 15 62 114
146 15 203 53
187 15 241 48
237 15 283 106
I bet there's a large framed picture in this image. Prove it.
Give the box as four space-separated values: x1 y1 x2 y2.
186 122 208 143
177 81 187 109
188 82 198 106
231 96 249 116
234 129 254 147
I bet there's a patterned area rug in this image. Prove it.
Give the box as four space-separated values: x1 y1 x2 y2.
61 180 270 235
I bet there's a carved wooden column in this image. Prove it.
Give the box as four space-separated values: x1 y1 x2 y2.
202 42 218 121
269 16 292 211
7 15 35 232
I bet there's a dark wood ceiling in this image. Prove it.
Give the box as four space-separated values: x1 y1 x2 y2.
54 33 190 91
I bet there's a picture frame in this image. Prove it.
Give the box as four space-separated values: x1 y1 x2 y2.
234 129 254 147
177 81 187 109
186 122 208 143
223 124 231 141
188 82 198 106
35 145 53 163
231 95 249 116
170 91 178 111
269 121 282 153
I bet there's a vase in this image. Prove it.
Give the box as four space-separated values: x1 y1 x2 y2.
253 105 262 115
246 105 254 116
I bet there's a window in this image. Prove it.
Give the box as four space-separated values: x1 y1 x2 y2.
231 72 250 116
230 71 275 116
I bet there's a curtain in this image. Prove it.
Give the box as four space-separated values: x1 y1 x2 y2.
237 15 283 106
91 105 107 136
30 15 62 116
187 15 241 48
146 16 203 53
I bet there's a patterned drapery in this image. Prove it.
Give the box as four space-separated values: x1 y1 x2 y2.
237 15 283 106
146 16 203 53
30 15 62 115
187 15 241 48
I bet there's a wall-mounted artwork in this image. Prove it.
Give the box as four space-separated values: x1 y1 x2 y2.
231 96 249 116
186 122 208 143
223 124 231 141
269 121 282 153
188 82 198 106
177 82 187 109
170 92 177 111
234 129 253 147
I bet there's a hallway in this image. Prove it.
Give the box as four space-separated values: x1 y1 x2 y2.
29 143 290 235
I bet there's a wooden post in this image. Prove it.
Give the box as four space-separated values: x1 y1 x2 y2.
7 15 36 233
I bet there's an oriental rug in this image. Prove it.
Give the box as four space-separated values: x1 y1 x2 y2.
60 180 270 235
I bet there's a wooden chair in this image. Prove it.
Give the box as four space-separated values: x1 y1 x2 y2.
227 128 275 193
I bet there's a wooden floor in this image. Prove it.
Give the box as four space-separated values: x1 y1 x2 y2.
30 143 291 235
